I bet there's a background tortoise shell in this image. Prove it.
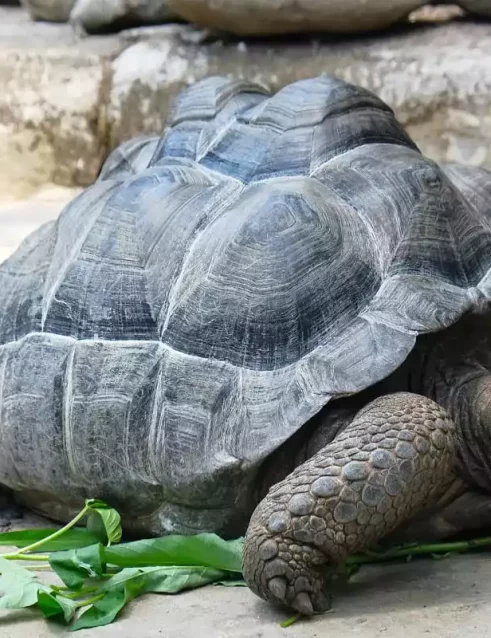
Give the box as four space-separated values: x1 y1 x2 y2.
1 76 491 535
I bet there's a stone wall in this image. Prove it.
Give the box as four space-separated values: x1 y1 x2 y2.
1 5 491 196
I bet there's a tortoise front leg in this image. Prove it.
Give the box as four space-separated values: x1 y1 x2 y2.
242 393 457 615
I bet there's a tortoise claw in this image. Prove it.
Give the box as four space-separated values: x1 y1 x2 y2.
292 592 314 616
268 577 287 601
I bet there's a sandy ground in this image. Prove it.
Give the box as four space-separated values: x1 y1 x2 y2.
1 188 491 637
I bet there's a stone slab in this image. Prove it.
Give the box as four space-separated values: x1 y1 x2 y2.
2 6 491 197
0 6 123 197
110 20 491 170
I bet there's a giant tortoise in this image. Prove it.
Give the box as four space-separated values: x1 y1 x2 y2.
2 76 491 614
166 0 491 35
19 0 491 33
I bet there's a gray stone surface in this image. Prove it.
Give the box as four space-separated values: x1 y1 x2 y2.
109 20 491 170
458 0 491 17
21 0 75 22
0 7 124 197
2 5 491 196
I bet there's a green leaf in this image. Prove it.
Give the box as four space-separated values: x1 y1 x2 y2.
86 500 122 545
86 516 108 544
0 560 40 610
0 528 100 551
37 590 77 623
103 565 229 595
49 544 106 589
0 555 36 581
70 565 228 631
104 534 244 573
70 589 128 631
54 594 78 623
0 580 41 610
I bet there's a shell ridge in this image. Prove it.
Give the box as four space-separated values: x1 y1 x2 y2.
40 181 118 332
157 180 245 336
62 341 79 482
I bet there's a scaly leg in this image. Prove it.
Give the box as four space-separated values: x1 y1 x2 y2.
243 393 457 614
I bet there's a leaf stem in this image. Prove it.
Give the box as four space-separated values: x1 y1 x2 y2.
280 614 302 628
2 552 49 561
11 505 90 557
345 536 491 567
73 593 105 609
57 586 101 600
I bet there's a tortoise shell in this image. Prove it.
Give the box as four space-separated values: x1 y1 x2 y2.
1 76 490 534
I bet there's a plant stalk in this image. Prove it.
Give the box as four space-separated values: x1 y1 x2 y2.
346 536 491 567
10 505 90 557
2 552 49 561
73 593 105 609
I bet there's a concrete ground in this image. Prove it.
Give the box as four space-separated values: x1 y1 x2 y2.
1 188 491 636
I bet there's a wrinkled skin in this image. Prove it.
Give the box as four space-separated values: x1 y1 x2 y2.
243 312 491 614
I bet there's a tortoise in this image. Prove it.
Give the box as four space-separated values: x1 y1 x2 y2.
19 0 176 30
2 76 491 615
166 0 491 35
20 0 76 22
19 0 491 33
69 0 177 33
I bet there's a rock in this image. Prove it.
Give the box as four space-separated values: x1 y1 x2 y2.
109 21 491 170
457 0 491 17
166 0 427 35
69 0 178 34
20 0 75 22
409 4 465 22
2 5 491 196
21 0 178 31
18 0 491 34
0 6 124 197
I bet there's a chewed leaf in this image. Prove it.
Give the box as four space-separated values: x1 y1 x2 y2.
104 534 244 573
49 544 106 589
70 565 229 630
70 588 128 631
0 556 36 581
0 528 100 551
0 575 41 610
86 500 122 545
103 565 229 595
37 590 77 623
